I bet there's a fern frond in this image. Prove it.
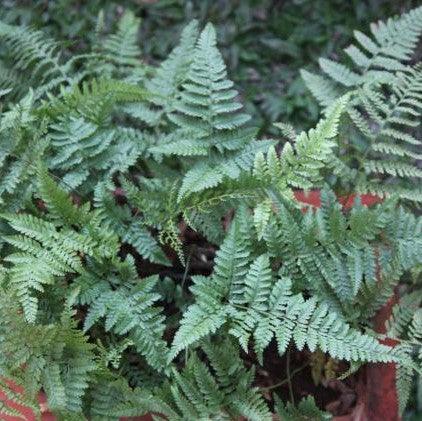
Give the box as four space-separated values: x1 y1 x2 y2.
93 182 170 266
0 91 48 211
0 21 72 96
84 274 168 371
168 213 252 360
253 95 348 200
146 20 199 110
104 11 140 65
169 23 250 135
160 341 271 421
0 290 95 414
274 395 331 420
302 9 422 202
303 6 422 106
1 172 120 321
170 206 405 365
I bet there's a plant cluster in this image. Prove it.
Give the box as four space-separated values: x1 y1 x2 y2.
1 0 418 133
0 4 421 420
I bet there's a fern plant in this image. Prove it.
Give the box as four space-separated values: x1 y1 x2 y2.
149 23 273 201
0 21 73 99
0 283 96 418
0 6 421 420
301 6 422 202
168 208 412 366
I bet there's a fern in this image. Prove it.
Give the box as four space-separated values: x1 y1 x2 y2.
0 21 72 96
1 167 120 321
274 395 331 421
0 90 48 211
87 374 148 421
83 274 168 372
108 339 272 421
146 20 199 113
1 212 86 322
169 210 405 366
94 182 170 266
0 9 421 419
355 65 422 201
100 11 141 68
387 299 422 414
302 6 422 97
149 23 272 200
253 95 348 198
0 288 96 416
302 7 422 202
168 23 250 134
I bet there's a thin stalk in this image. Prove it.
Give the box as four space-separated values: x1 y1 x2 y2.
261 362 309 391
286 346 295 405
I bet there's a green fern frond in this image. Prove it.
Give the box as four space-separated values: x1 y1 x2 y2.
0 91 48 211
1 214 83 321
302 6 422 106
169 23 250 135
302 9 422 202
84 274 168 371
274 395 331 420
0 8 421 419
1 172 120 321
0 289 95 415
159 341 271 421
169 205 406 365
93 182 170 266
169 213 252 360
43 78 154 122
0 21 74 97
97 10 142 70
387 292 422 338
253 95 348 200
146 20 199 110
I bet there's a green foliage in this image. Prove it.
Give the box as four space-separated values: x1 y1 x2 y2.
94 181 170 266
253 94 348 196
169 208 411 366
0 20 72 98
1 168 119 322
83 274 168 371
154 340 272 421
0 5 421 420
0 90 48 211
274 395 331 420
388 297 422 415
146 19 199 114
0 286 96 416
301 6 422 103
150 23 272 200
2 1 417 130
302 6 422 202
100 10 142 68
259 189 422 320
